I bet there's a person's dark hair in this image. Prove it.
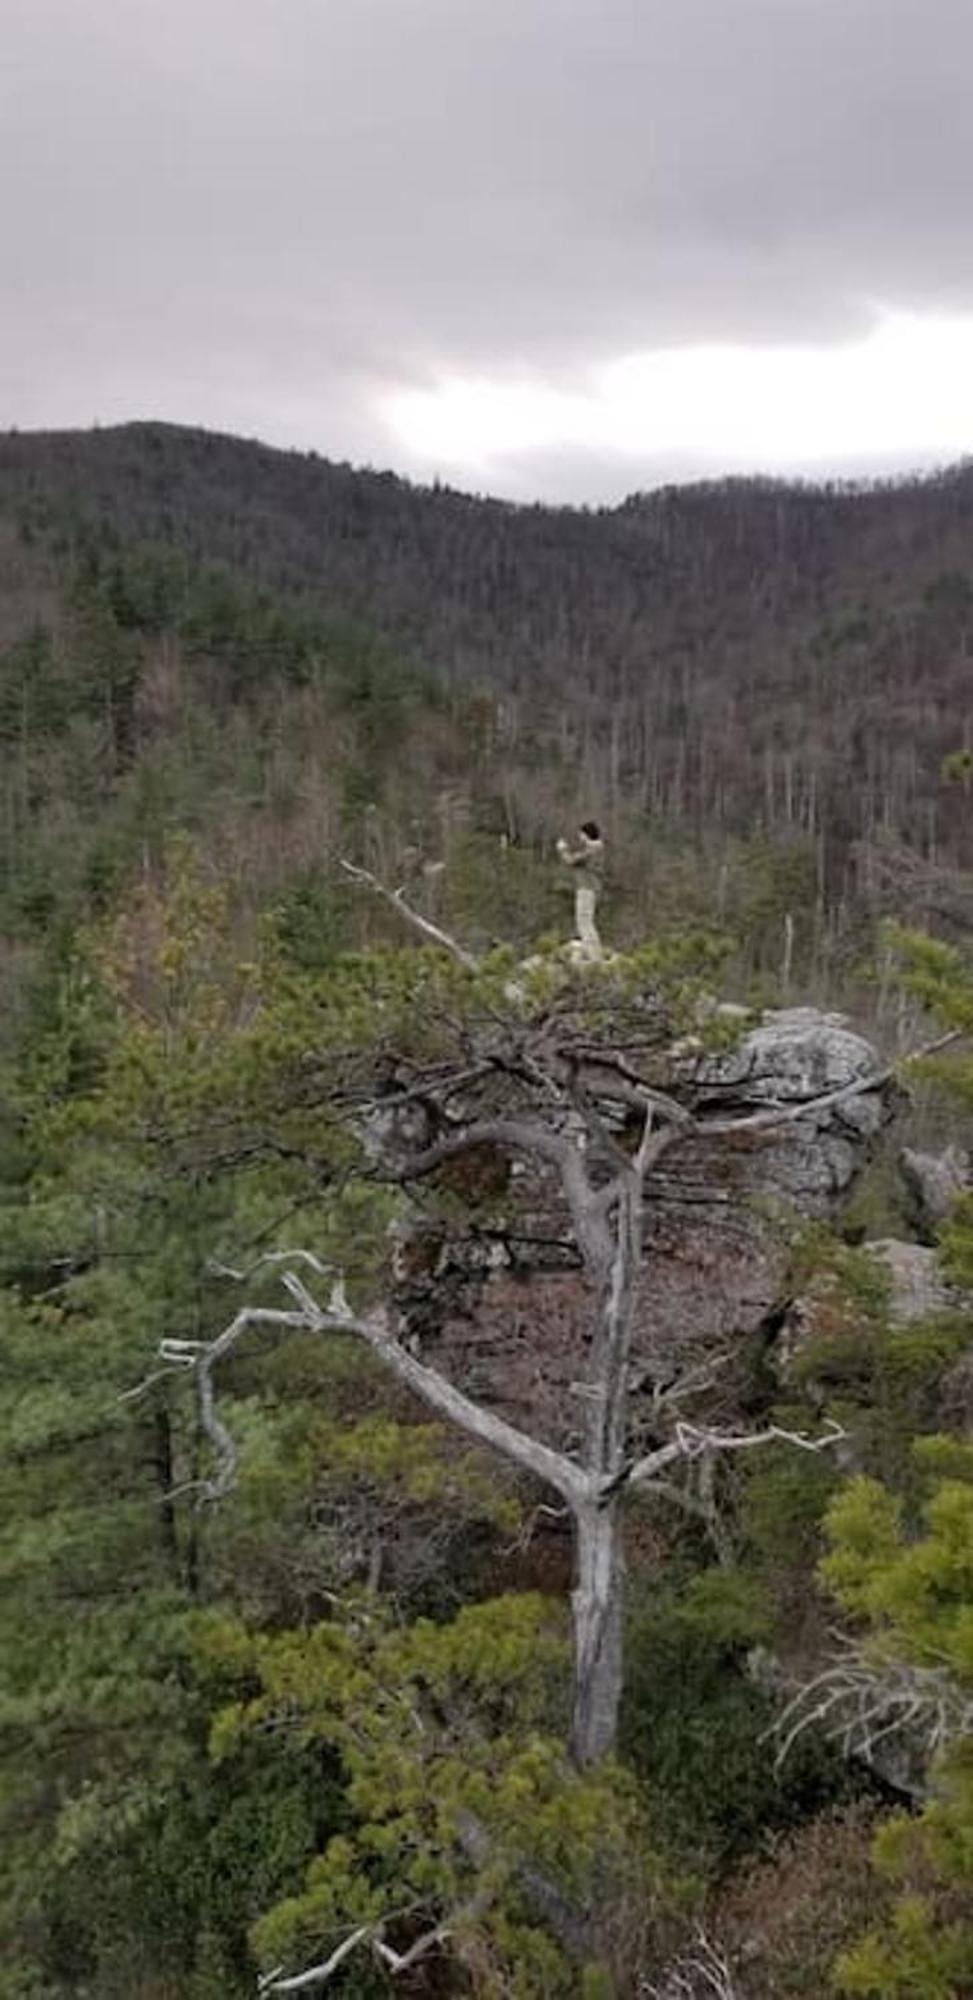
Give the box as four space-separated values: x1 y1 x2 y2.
579 819 601 840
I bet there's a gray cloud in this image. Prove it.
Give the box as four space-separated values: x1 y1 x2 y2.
3 0 973 497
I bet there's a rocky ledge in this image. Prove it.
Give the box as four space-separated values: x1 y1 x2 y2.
393 1007 896 1445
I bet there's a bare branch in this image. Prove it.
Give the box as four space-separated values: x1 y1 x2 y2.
632 1102 657 1178
391 1116 578 1182
117 1363 184 1404
566 1048 694 1129
157 1265 588 1509
631 1474 721 1531
500 1500 571 1556
648 1354 732 1412
339 857 479 971
640 1928 741 1999
258 1887 494 1990
356 1063 494 1113
316 1300 589 1506
563 1083 634 1175
700 1070 887 1136
900 1026 965 1064
159 1305 311 1501
258 1926 372 1993
635 1118 683 1179
621 1416 845 1494
206 1248 336 1284
372 1920 457 1973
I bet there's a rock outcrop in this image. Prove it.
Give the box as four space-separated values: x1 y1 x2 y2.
392 1007 894 1445
688 1008 889 1210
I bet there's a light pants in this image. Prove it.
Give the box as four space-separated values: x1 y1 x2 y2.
575 885 600 949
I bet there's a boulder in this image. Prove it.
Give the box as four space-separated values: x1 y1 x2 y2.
684 1007 890 1214
866 1238 967 1323
899 1143 970 1241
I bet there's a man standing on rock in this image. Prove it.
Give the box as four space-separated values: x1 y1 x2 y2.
556 820 605 953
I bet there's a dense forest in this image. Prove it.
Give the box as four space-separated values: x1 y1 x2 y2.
0 426 971 1998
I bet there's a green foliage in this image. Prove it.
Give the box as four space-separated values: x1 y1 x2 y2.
821 1475 973 1996
0 507 465 1022
835 1885 973 1998
939 1193 973 1291
8 839 705 1990
941 748 973 790
201 1595 659 1995
621 1569 848 1867
814 932 973 1994
780 1229 969 1497
3 479 973 1992
6 1706 337 1999
0 860 386 1985
882 927 973 1047
822 1473 973 1685
441 829 565 949
740 1426 841 1576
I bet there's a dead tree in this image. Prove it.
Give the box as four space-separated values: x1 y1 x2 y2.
146 867 936 1771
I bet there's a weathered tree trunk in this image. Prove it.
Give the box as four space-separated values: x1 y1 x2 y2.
570 1177 640 1765
570 1498 625 1767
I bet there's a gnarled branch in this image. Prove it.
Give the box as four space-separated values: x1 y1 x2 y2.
152 1261 588 1509
389 1114 615 1279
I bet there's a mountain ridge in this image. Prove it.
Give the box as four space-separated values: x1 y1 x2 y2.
4 415 973 514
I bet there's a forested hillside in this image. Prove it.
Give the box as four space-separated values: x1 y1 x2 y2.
2 422 973 917
1 429 971 1998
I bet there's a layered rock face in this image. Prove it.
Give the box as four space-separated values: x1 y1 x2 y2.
642 1008 890 1346
392 1008 894 1447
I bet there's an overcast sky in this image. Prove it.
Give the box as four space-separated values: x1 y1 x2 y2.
4 0 973 502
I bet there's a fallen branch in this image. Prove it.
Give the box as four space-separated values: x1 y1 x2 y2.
771 1638 973 1773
